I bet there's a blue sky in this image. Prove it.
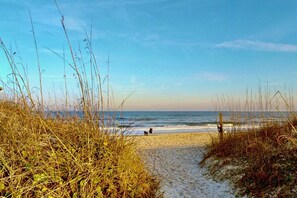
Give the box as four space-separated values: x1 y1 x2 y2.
1 0 297 110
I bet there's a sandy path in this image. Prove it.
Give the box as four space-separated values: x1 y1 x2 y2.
134 133 234 198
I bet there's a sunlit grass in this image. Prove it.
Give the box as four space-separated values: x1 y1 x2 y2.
0 101 161 197
202 90 297 197
0 3 162 196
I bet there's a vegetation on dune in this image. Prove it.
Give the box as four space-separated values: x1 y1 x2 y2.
202 114 297 197
0 3 162 197
0 101 161 197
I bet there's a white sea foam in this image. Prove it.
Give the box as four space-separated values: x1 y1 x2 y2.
102 111 272 135
121 123 240 135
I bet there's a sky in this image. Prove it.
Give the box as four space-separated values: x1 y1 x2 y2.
1 0 297 111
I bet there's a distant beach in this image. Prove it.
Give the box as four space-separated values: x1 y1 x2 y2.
134 132 235 198
117 111 226 134
48 110 289 135
109 111 287 135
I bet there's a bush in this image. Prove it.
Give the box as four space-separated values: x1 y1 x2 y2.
0 101 161 197
203 121 297 197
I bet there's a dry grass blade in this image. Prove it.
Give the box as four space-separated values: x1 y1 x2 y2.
0 1 162 196
203 88 297 197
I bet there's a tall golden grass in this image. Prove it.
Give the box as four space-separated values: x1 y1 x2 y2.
203 89 297 197
0 4 162 197
0 101 161 197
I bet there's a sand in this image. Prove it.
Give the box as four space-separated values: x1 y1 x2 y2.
134 133 235 198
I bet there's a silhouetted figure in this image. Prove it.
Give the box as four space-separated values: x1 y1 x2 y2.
218 112 224 141
144 131 148 136
149 128 153 134
217 124 223 133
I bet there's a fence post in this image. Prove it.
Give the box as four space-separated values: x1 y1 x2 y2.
218 112 223 141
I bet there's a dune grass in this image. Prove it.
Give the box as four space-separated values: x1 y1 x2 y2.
0 4 162 197
202 112 297 197
0 100 161 197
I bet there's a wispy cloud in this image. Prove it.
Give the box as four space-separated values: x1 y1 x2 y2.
193 72 228 82
216 39 297 52
92 0 169 7
32 13 88 31
130 32 206 48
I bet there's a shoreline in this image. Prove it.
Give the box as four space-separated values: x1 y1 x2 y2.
127 130 219 136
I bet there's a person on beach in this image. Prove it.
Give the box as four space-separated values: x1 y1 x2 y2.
149 128 153 134
217 124 223 133
144 128 153 136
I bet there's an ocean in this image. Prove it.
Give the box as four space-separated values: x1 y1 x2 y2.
105 111 289 135
104 111 270 135
109 111 221 135
49 111 290 135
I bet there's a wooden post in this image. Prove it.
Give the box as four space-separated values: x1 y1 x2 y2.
218 112 223 141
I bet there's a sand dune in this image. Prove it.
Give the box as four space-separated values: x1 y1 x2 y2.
134 133 235 198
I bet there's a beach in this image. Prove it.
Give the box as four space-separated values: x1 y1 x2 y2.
134 132 235 198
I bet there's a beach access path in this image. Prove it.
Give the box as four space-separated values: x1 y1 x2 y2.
134 133 235 198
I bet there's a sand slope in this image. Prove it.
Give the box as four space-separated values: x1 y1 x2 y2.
134 133 234 198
